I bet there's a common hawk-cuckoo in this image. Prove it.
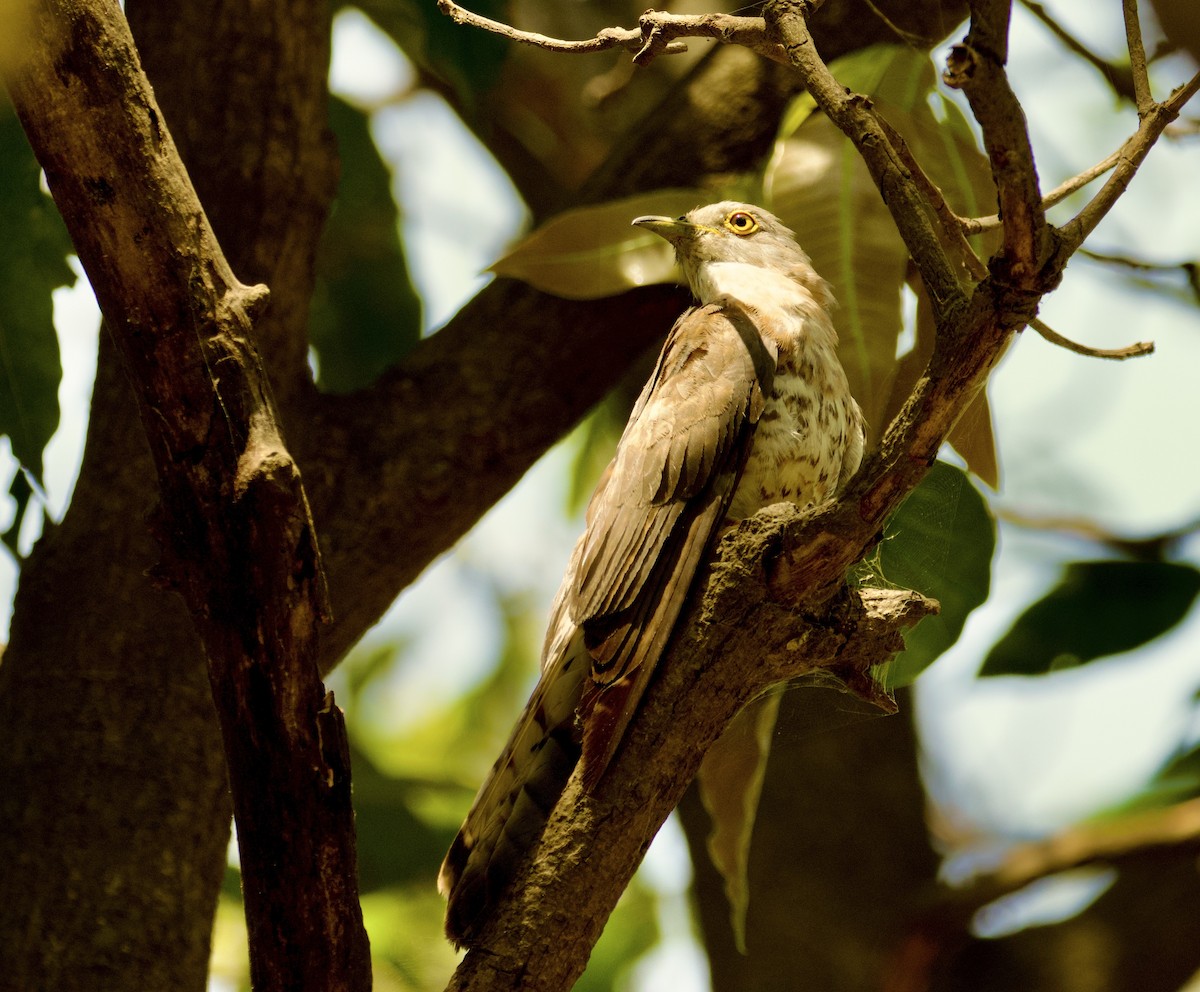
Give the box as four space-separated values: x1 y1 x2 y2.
439 201 865 945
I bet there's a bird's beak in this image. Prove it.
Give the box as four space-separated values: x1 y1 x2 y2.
631 215 701 244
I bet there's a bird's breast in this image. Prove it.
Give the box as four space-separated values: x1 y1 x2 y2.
728 344 856 520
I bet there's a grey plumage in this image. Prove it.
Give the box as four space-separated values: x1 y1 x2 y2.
439 201 864 945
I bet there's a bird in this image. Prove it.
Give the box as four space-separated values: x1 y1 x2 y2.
438 200 865 946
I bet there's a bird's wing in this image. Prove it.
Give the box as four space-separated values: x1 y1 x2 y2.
572 300 777 788
438 301 776 944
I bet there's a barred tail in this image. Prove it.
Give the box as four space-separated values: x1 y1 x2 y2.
439 617 588 946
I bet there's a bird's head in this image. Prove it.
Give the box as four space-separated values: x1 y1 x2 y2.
632 201 813 299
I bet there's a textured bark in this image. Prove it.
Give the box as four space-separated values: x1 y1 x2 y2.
0 0 339 987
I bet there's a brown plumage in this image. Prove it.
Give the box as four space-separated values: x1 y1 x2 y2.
438 201 864 946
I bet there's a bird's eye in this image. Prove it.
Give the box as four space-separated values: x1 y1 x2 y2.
724 211 759 236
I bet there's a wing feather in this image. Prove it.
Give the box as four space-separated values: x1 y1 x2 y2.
571 301 777 785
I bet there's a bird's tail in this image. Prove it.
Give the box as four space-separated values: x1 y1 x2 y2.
438 586 588 946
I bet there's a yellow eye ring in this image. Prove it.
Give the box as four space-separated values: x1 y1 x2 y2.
723 211 759 236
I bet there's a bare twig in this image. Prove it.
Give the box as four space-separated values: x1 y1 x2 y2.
1081 248 1200 302
1029 318 1154 360
434 0 792 66
1122 0 1155 117
962 147 1123 234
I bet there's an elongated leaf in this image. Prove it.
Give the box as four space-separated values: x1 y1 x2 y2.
491 189 710 300
309 96 422 393
878 461 995 686
0 109 75 554
696 687 783 954
981 561 1200 677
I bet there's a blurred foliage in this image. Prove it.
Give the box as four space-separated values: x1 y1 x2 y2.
0 108 75 556
309 95 423 392
980 560 1200 677
876 461 996 687
349 0 509 107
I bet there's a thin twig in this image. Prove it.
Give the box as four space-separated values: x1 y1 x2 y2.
434 0 686 57
1029 318 1154 360
961 147 1123 234
1059 70 1200 255
1081 249 1200 303
434 0 792 66
1122 0 1155 117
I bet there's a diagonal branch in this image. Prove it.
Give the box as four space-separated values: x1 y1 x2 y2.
448 505 935 992
3 2 370 989
1122 0 1155 117
1057 70 1200 257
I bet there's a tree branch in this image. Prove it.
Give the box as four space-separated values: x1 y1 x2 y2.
1122 0 1155 117
3 3 370 989
1056 69 1200 257
434 0 790 65
944 0 1053 289
448 506 935 992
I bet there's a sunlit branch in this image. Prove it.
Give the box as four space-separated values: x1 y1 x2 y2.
1122 0 1155 117
961 147 1122 235
1058 71 1200 255
433 0 792 66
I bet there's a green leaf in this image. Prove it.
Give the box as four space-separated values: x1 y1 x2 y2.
0 109 74 555
696 687 783 955
877 461 995 686
490 189 711 300
980 561 1200 677
309 96 422 393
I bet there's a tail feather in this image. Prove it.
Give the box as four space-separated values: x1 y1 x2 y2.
439 622 587 946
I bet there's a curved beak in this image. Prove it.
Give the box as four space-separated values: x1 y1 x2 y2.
631 214 701 244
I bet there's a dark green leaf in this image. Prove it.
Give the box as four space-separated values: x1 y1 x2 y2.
1 467 36 558
981 560 1200 677
0 110 74 503
349 0 508 104
877 461 995 686
309 96 422 393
